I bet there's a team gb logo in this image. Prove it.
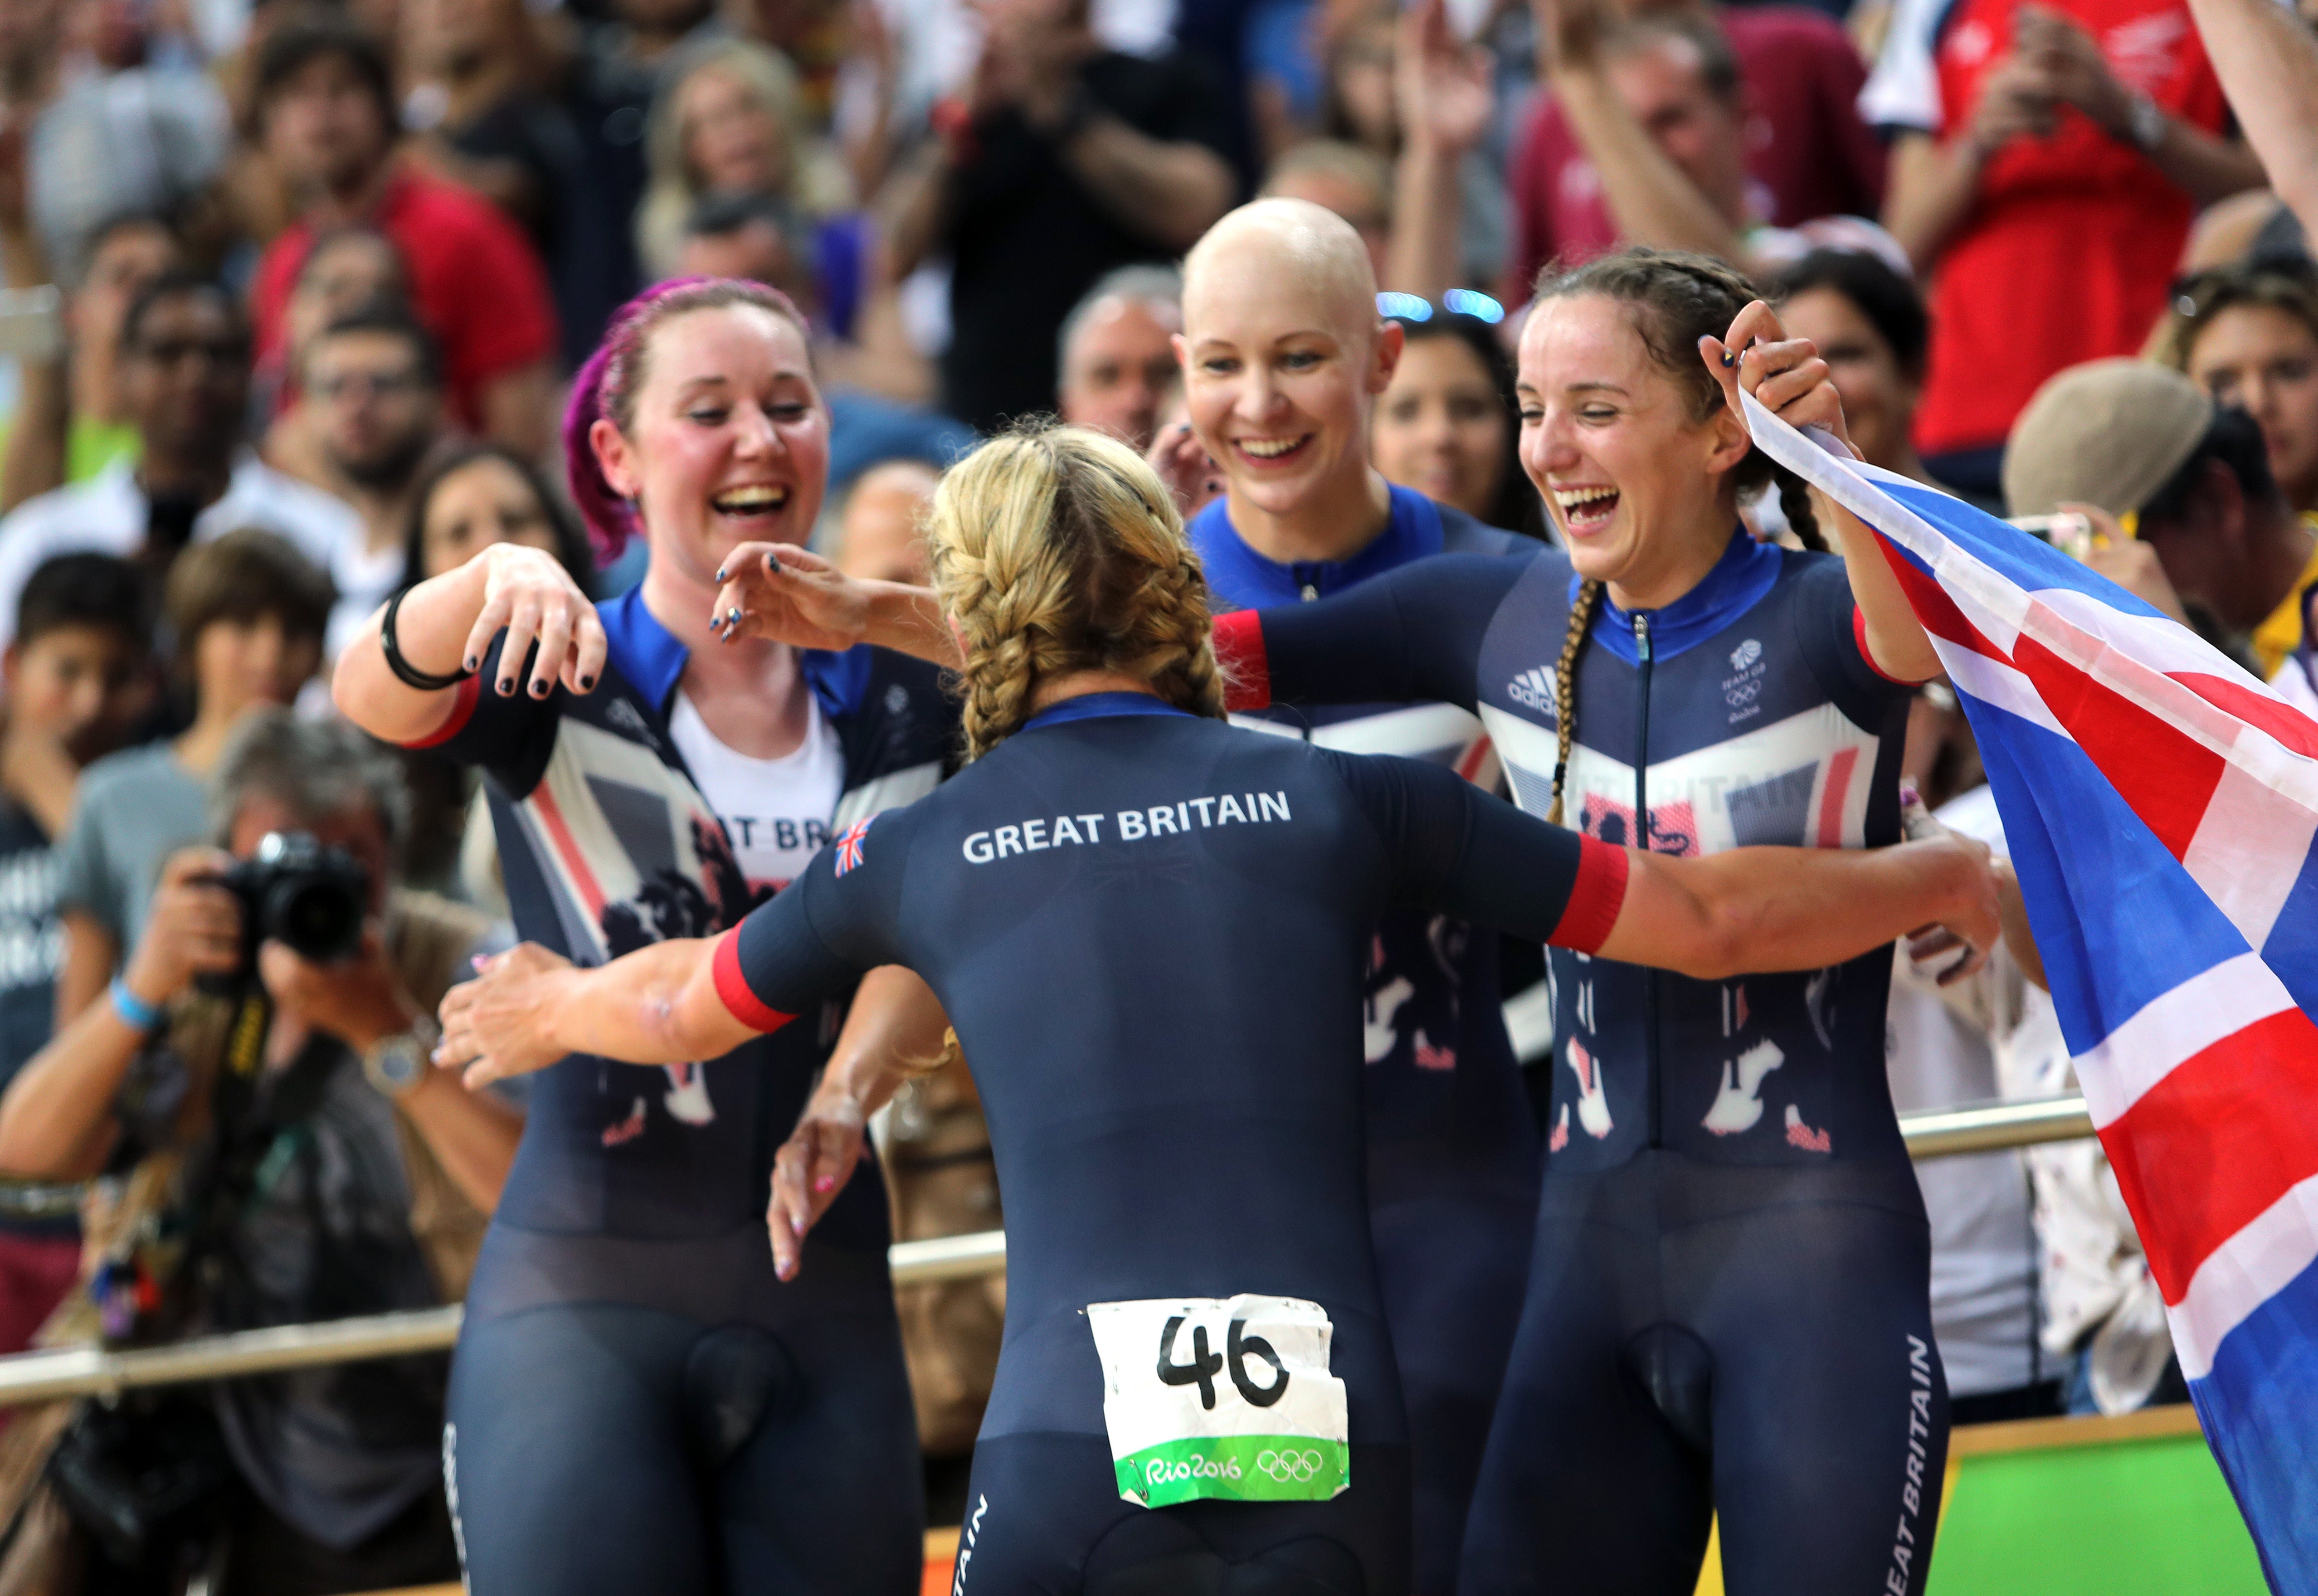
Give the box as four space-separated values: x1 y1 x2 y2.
1730 639 1763 671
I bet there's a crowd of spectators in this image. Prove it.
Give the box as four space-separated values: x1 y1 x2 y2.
0 0 2296 1579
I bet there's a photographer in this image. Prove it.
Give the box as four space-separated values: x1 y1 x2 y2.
0 711 521 1595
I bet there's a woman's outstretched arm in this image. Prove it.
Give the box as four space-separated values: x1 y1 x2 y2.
435 937 754 1088
335 544 608 744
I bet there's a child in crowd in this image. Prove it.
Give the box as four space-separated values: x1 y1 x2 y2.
0 554 152 1352
50 530 333 1028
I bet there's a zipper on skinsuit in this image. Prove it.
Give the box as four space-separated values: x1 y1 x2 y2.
1635 612 1663 1150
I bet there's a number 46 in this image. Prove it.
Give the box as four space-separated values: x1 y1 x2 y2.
1157 1315 1289 1411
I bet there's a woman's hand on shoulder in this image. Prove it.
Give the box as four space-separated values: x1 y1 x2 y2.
468 543 608 701
1700 300 1856 460
711 542 877 652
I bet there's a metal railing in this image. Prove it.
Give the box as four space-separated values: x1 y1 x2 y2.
0 1093 2092 1408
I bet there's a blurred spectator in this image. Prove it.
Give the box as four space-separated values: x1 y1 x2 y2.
0 710 518 1593
1378 0 1498 303
1527 4 1910 278
51 531 334 1031
678 190 934 405
1887 787 2061 1426
1767 246 1932 483
0 210 181 514
880 0 1235 432
402 440 593 592
2006 359 2318 678
402 0 628 366
1866 0 2262 500
637 38 852 281
2159 259 2318 515
22 4 227 296
1262 139 1394 282
1371 306 1548 539
0 274 360 653
247 13 558 456
304 307 449 656
0 554 151 1356
1055 263 1181 451
672 193 971 498
833 456 938 581
258 224 410 487
1510 0 1884 297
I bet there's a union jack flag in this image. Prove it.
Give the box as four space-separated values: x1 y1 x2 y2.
1748 395 2318 1595
833 816 874 876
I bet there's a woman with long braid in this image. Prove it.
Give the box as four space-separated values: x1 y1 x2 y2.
434 423 1998 1596
724 248 1973 1595
331 277 953 1595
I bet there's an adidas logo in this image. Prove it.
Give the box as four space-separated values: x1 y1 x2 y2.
1507 667 1557 716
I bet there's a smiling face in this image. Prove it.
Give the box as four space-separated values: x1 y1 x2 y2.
420 455 562 579
591 302 828 589
1178 214 1397 528
1778 285 1918 476
1516 294 1749 605
1373 331 1510 520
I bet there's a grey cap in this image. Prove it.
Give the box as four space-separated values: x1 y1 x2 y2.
2002 359 2216 518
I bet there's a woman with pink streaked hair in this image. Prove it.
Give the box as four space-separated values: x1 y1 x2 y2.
334 277 951 1596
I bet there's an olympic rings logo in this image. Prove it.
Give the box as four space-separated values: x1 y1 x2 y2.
1255 1449 1326 1484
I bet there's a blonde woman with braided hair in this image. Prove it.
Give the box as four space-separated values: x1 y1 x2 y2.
438 418 2000 1596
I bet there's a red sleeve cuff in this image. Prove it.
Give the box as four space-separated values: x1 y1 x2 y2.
1552 836 1629 954
711 928 796 1034
402 671 483 749
1213 609 1271 712
1852 606 1934 686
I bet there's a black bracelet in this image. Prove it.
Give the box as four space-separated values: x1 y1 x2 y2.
380 587 475 693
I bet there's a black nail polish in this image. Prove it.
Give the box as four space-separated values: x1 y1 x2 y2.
579 675 594 690
499 678 514 695
532 681 549 697
463 656 478 671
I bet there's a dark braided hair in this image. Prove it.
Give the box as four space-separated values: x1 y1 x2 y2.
1532 247 1828 826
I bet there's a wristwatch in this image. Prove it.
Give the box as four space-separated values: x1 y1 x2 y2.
364 1017 441 1102
2123 90 2167 154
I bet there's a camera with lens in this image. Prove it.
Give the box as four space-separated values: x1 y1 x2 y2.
200 832 370 992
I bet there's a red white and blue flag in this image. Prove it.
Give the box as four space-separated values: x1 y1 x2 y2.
1747 395 2318 1593
833 816 874 877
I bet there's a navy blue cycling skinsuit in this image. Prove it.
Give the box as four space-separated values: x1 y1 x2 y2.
710 694 1631 1596
1217 529 1952 1596
397 588 951 1595
1188 486 1539 1595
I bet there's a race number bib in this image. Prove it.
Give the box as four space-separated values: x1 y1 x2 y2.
1086 1294 1349 1508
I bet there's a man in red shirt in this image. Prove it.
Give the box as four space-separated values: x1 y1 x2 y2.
1506 0 1886 298
247 15 558 459
1868 0 2263 498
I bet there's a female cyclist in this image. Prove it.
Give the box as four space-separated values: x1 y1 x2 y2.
331 277 951 1596
1199 247 1960 1596
435 424 1999 1596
